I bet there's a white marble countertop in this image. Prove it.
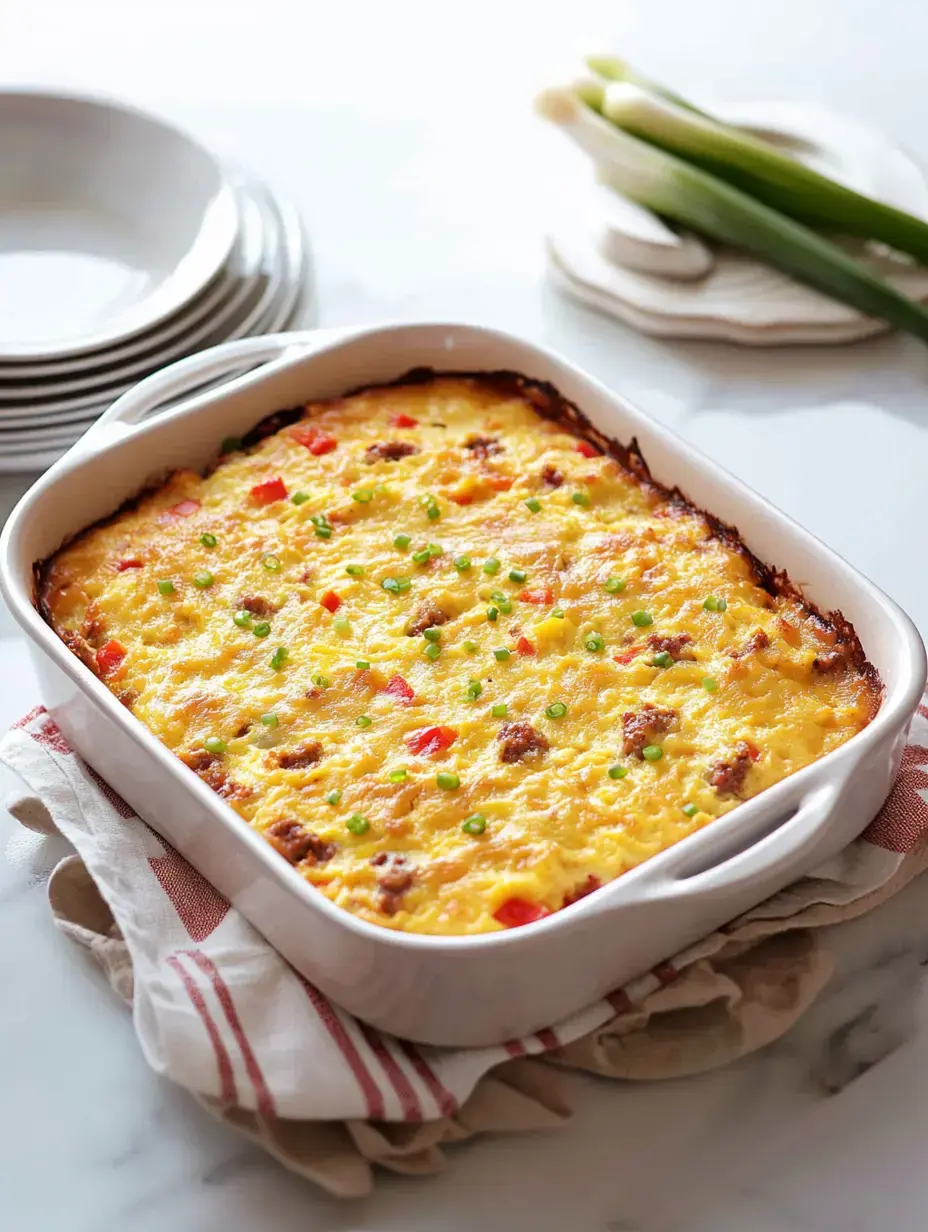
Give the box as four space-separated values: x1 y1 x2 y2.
4 1 928 1228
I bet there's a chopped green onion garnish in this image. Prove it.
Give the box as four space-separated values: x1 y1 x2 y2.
412 548 431 564
260 713 278 728
652 651 673 668
326 789 342 806
551 608 565 619
356 659 370 670
426 501 441 521
585 633 606 653
220 436 242 453
454 555 471 572
270 646 289 670
491 702 508 718
491 593 512 614
524 497 542 513
571 491 591 507
703 596 727 612
394 534 411 550
642 745 663 762
346 814 370 835
352 488 374 503
682 803 698 817
493 648 511 662
389 768 408 783
483 558 501 575
462 813 487 835
437 772 460 790
427 543 443 557
463 640 478 653
356 715 373 728
292 491 310 505
262 553 281 571
396 576 411 592
200 533 218 548
311 673 330 688
546 701 568 719
631 610 653 627
508 568 527 584
204 737 226 754
466 679 483 701
608 764 628 779
157 579 175 595
702 677 719 692
487 606 499 622
233 609 252 629
253 621 271 638
193 571 214 589
424 643 441 661
315 526 332 540
605 577 626 594
381 577 403 594
333 614 351 633
345 564 365 577
423 627 442 642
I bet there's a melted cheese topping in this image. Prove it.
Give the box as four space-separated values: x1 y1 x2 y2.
42 376 879 935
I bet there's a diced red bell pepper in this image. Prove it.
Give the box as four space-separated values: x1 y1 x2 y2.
291 424 337 454
389 412 418 428
384 674 415 705
160 497 201 521
519 587 552 605
493 898 551 929
744 740 761 762
96 640 126 677
116 558 143 571
406 725 458 757
516 636 535 656
575 439 600 459
319 590 342 613
450 492 474 506
251 477 288 504
613 648 639 665
562 875 602 908
488 475 514 491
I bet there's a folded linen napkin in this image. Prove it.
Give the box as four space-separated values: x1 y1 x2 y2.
3 702 928 1197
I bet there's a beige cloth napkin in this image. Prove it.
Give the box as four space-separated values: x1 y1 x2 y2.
4 701 928 1197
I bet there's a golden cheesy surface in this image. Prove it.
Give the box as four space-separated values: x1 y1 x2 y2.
41 375 879 935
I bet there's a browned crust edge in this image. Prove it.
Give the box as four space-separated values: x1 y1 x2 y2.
34 368 882 706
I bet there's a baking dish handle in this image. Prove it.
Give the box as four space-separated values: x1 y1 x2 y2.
71 329 344 454
635 776 846 905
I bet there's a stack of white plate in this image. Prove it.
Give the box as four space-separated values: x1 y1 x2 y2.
0 92 312 472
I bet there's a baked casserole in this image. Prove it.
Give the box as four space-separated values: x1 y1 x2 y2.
40 373 881 935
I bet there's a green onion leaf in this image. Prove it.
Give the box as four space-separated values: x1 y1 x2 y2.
585 632 606 652
203 737 226 754
631 610 653 627
483 558 501 575
200 533 218 548
253 621 271 638
491 702 508 718
262 553 281 571
427 543 443 557
423 627 442 643
356 659 371 670
346 814 370 834
605 577 626 594
524 497 542 513
454 555 471 572
424 643 441 661
381 577 401 594
333 615 350 634
462 813 487 835
314 526 332 540
462 640 478 653
352 488 374 503
233 609 252 629
642 744 663 762
412 548 431 564
356 715 373 727
571 491 591 506
326 789 342 806
389 768 408 783
437 772 460 790
546 701 568 719
702 677 719 692
157 579 175 595
345 564 365 577
508 568 527 584
311 673 330 688
292 491 310 505
493 648 511 662
193 571 214 589
270 646 289 670
608 764 628 779
394 534 411 550
652 651 673 667
466 679 483 701
486 606 499 622
682 802 698 817
260 713 278 728
551 608 565 619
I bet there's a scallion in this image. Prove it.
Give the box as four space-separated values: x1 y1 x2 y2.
437 772 460 790
462 813 487 835
346 814 370 835
262 553 281 571
546 701 567 719
483 558 501 575
642 744 663 762
200 533 218 548
270 646 289 670
193 571 214 589
524 497 542 513
356 715 373 727
203 737 226 754
157 579 175 595
491 702 508 718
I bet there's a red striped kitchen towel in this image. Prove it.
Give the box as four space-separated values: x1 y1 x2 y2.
3 701 928 1129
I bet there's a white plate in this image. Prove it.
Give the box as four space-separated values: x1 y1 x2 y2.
0 92 239 361
0 180 306 434
0 195 310 470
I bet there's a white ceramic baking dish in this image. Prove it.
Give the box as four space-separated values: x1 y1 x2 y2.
2 324 924 1046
